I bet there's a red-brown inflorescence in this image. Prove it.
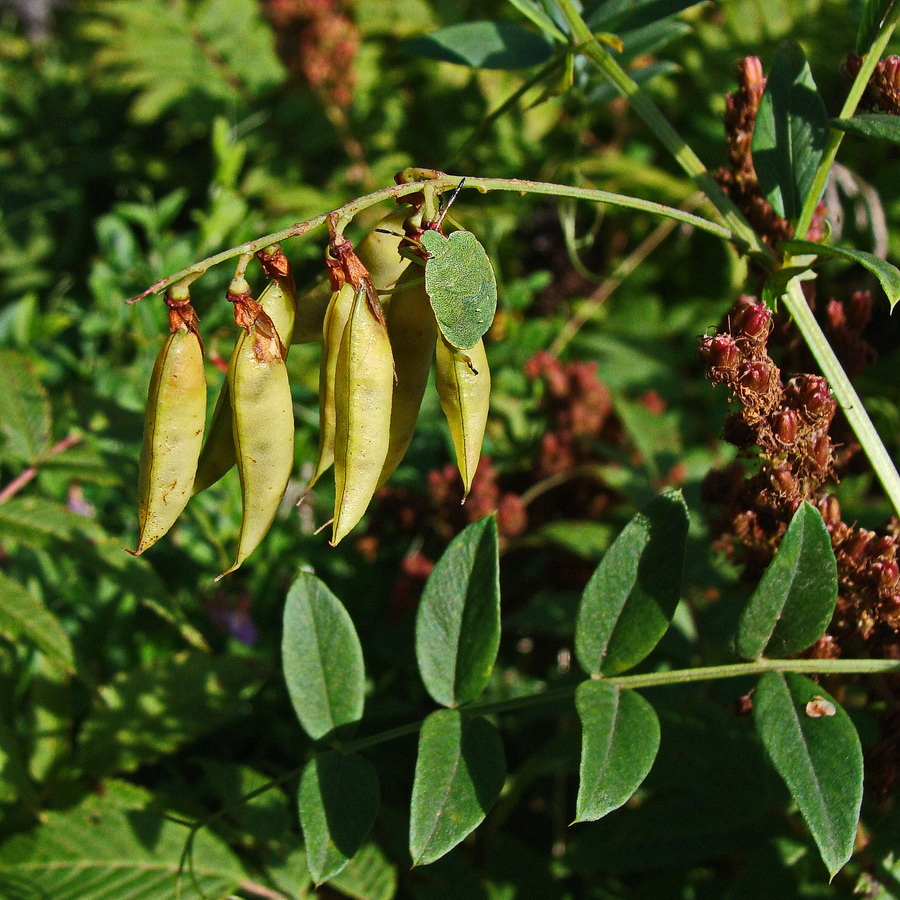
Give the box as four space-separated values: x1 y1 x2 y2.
844 54 900 115
715 57 827 249
264 0 359 108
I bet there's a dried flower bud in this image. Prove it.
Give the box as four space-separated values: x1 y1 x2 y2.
699 334 740 372
731 301 771 340
819 494 841 526
769 467 796 496
786 376 835 422
843 530 873 563
738 361 770 393
773 408 799 444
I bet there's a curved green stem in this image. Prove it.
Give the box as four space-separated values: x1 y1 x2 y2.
554 0 773 263
782 275 900 515
795 20 898 238
128 176 736 304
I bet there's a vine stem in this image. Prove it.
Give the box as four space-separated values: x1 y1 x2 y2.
782 275 900 515
554 0 773 264
127 177 736 304
795 19 898 238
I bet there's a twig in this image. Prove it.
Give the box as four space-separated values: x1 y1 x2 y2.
0 433 83 504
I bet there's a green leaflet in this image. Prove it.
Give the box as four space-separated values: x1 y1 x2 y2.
575 491 688 676
298 751 380 885
575 680 660 821
751 41 828 221
283 572 366 740
415 516 500 707
409 710 506 866
753 672 863 878
736 501 837 659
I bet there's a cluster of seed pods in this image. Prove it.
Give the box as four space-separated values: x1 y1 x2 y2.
131 201 497 572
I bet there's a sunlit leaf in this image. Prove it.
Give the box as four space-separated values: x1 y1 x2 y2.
0 571 74 673
752 41 828 220
779 238 900 309
401 21 553 69
0 782 245 899
416 516 500 707
283 572 365 740
754 672 863 878
575 491 688 676
737 501 837 659
0 349 51 465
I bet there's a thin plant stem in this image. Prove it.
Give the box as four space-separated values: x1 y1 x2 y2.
554 0 773 263
782 275 900 515
795 20 898 238
128 176 737 304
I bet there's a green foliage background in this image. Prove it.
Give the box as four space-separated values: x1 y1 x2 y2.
1 0 900 897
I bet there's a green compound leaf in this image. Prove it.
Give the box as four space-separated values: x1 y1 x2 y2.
575 491 689 676
779 238 900 309
283 572 365 740
752 41 828 220
574 680 660 822
401 21 553 70
416 516 500 707
298 751 380 885
754 672 863 878
409 710 506 866
0 571 74 674
737 501 837 660
421 229 498 350
856 0 900 53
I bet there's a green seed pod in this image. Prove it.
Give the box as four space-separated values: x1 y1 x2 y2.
194 276 296 495
434 334 490 499
290 206 414 346
331 286 394 546
290 276 333 345
217 309 295 578
307 281 357 493
377 262 438 487
355 206 415 297
133 322 206 554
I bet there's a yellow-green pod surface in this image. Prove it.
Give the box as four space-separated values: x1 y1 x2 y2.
354 206 414 297
377 264 437 487
290 276 333 345
434 334 490 499
308 281 357 492
290 206 413 346
134 325 206 554
331 290 394 546
194 279 296 495
218 312 295 578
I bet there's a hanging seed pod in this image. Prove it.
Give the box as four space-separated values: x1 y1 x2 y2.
355 205 416 298
217 301 294 579
306 280 358 493
377 262 438 487
331 283 395 546
291 205 416 345
132 289 206 554
194 253 297 495
434 334 490 499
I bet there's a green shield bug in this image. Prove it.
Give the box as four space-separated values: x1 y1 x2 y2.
421 228 497 350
